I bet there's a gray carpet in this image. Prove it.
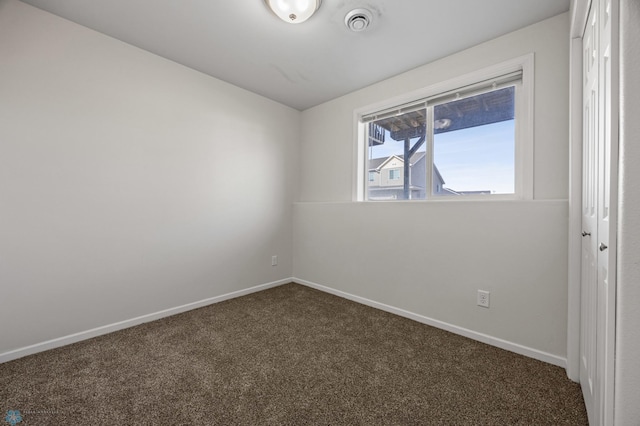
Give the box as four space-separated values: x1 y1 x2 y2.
0 283 587 425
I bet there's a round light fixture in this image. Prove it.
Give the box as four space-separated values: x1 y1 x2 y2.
345 8 373 32
264 0 322 24
434 119 452 130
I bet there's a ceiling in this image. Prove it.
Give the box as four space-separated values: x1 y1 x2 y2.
19 0 570 111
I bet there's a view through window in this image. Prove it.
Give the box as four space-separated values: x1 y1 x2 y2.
364 83 519 201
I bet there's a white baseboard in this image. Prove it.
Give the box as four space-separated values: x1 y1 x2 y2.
2 277 567 369
293 278 567 368
0 278 292 364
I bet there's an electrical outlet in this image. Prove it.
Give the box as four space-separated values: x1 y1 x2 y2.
271 255 278 266
477 290 490 308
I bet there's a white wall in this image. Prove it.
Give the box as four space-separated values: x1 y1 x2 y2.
294 13 571 362
615 0 640 422
0 0 299 357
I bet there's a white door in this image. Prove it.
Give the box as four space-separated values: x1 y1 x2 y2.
595 0 617 423
580 0 618 424
580 3 599 421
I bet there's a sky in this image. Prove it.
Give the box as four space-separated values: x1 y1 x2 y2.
369 120 515 194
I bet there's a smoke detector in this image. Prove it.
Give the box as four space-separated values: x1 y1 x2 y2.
345 8 373 32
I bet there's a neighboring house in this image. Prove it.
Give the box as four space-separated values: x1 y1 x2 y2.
367 153 463 200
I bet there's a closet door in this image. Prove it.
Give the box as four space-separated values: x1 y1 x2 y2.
596 0 618 423
580 0 618 424
580 3 599 422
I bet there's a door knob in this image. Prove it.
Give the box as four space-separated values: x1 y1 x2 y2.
582 231 591 237
599 243 608 251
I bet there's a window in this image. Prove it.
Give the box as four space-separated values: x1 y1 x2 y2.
357 56 533 201
368 171 376 181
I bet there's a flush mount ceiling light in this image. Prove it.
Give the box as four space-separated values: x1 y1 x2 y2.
345 8 373 32
264 0 322 24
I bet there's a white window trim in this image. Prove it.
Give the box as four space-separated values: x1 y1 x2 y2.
353 54 534 202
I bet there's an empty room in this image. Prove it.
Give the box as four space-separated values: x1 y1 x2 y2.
1 0 639 424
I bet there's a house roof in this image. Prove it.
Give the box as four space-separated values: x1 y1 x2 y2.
369 152 426 172
369 155 403 171
369 152 446 186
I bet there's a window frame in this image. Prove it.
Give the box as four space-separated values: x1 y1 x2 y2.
353 54 534 202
